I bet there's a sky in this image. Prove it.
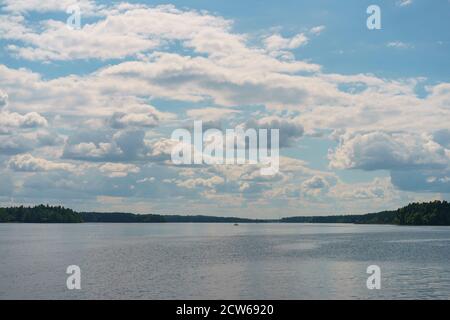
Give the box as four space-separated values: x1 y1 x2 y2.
0 0 449 218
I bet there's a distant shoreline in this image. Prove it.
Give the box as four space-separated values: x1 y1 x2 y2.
1 201 450 226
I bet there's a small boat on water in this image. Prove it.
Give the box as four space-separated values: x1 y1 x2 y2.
234 223 239 226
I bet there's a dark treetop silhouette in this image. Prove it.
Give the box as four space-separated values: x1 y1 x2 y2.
0 201 449 225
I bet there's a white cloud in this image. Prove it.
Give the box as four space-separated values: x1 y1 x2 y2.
309 25 325 35
301 175 330 196
263 33 308 51
396 0 413 7
63 139 125 161
387 41 413 49
0 5 207 60
298 76 450 136
329 177 397 202
176 176 225 189
329 131 450 171
0 5 254 63
0 51 320 117
0 111 47 129
186 107 239 123
109 112 158 128
8 153 76 172
136 177 155 183
99 162 140 178
0 90 8 108
146 138 180 162
0 135 32 154
302 175 329 189
246 115 304 147
108 105 175 129
0 0 101 14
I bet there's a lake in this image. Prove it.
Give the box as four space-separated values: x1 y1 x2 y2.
0 223 449 299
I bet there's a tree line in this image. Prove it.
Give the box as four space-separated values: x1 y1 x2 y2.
0 204 82 223
281 201 450 225
0 205 263 223
1 201 449 225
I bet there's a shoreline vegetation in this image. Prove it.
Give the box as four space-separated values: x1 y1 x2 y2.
0 201 449 226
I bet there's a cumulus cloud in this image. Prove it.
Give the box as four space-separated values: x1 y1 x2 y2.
63 141 123 161
107 104 175 129
0 111 48 129
302 175 329 189
246 116 304 147
8 154 75 172
0 135 32 155
0 4 312 65
35 131 65 147
99 162 140 178
89 52 320 109
186 107 239 127
108 112 158 129
63 130 151 162
329 131 450 171
309 25 325 35
301 175 331 197
146 138 181 162
63 130 186 164
264 33 308 52
0 0 100 14
299 80 450 136
176 176 225 189
0 90 8 108
0 52 320 117
330 177 396 201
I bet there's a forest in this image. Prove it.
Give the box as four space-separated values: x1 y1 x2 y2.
1 201 449 225
281 201 450 225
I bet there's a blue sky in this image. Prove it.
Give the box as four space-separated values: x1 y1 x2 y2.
0 0 449 217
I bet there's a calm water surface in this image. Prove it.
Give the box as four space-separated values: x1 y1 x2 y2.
0 223 449 299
